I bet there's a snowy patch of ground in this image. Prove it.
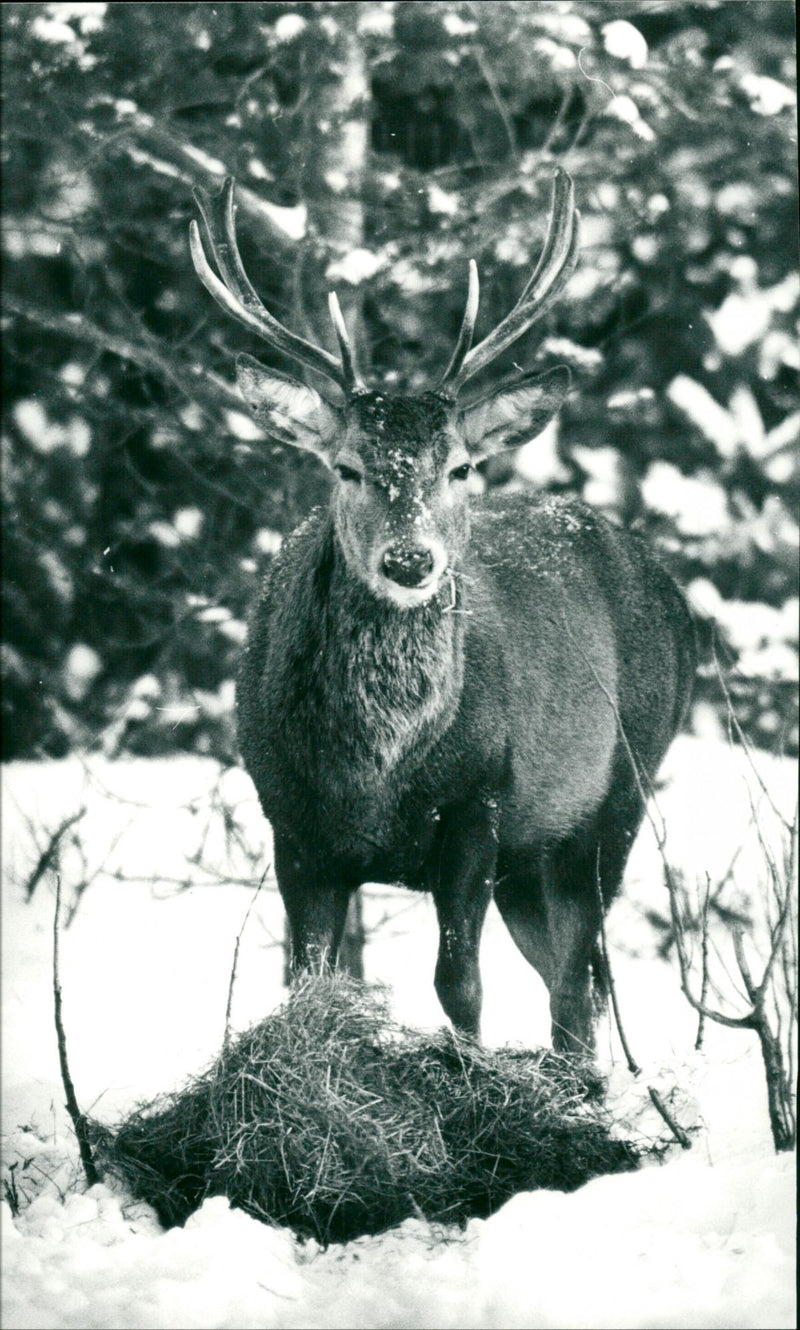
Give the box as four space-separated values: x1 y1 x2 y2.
1 737 796 1328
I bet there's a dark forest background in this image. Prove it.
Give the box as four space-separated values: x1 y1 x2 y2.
3 0 798 766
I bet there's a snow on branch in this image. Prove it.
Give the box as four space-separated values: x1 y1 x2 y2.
112 112 306 247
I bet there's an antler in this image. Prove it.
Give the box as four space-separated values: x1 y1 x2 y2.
189 177 364 394
440 167 580 395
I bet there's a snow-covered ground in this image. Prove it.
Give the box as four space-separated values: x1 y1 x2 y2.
1 735 796 1329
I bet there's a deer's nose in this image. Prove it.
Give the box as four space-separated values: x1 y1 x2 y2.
381 544 435 588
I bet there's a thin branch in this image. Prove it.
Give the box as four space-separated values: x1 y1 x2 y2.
467 37 518 160
53 875 100 1188
732 925 759 1005
594 851 639 1075
712 647 792 833
664 861 756 1029
106 866 279 896
695 874 711 1050
564 613 767 1033
541 85 575 157
648 1088 692 1150
5 298 253 421
223 869 269 1051
594 853 693 1149
24 807 86 901
82 110 303 252
753 880 794 1007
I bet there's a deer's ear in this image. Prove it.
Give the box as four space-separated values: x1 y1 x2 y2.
236 354 340 461
460 366 571 460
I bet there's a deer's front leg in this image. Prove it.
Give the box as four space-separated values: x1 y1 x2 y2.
274 834 354 974
430 798 498 1038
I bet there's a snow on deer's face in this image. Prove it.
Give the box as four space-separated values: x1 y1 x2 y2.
331 392 473 608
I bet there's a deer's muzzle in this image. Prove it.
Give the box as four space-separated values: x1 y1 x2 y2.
381 544 436 588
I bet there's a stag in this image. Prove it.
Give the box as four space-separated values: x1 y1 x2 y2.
190 170 696 1053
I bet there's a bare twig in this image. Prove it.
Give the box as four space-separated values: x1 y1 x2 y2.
53 875 100 1188
594 855 693 1149
6 298 252 421
594 852 639 1075
541 86 575 157
712 645 793 832
223 869 269 1050
664 815 797 1151
648 1087 692 1150
567 612 796 1149
465 19 518 161
665 860 755 1030
695 874 711 1050
24 807 86 901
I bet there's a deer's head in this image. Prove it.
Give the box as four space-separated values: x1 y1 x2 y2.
190 172 579 608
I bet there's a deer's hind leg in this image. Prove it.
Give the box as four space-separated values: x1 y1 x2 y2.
496 781 647 1052
494 844 601 1054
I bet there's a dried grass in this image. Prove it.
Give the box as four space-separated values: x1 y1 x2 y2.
91 973 641 1244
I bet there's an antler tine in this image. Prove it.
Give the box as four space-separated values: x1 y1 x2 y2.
219 179 365 392
461 216 580 387
191 180 245 303
189 178 349 392
192 180 287 334
514 167 575 310
328 292 365 394
220 176 267 309
439 259 480 392
442 168 579 394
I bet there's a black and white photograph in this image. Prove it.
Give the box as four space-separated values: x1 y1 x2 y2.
2 2 797 1326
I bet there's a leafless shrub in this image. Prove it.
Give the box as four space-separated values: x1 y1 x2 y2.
665 793 797 1152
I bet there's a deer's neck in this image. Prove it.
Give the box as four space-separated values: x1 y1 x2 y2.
296 519 465 785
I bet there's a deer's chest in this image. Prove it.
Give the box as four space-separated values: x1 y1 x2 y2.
289 613 458 785
268 748 444 885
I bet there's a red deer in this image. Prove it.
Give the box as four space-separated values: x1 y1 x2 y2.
190 170 696 1053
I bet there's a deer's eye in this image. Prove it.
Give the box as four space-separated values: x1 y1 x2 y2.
335 463 363 484
448 462 472 483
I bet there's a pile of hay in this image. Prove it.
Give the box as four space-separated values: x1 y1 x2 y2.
92 974 640 1244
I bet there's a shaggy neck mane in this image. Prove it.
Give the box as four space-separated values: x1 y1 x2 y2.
281 517 465 795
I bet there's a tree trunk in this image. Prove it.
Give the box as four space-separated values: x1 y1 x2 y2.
299 3 371 378
271 9 373 984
